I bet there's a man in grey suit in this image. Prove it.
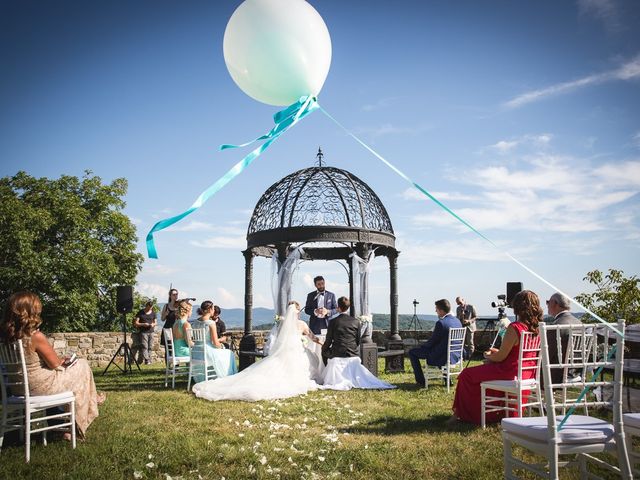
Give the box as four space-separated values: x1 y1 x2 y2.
322 296 360 365
545 292 582 384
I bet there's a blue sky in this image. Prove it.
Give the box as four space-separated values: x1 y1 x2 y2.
1 0 639 316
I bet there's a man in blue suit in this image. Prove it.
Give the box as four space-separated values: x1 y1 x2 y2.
304 275 338 335
409 298 463 388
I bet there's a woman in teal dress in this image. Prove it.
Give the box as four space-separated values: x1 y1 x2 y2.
192 300 237 382
171 299 193 357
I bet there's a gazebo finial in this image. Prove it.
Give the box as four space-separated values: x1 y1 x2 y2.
316 147 324 167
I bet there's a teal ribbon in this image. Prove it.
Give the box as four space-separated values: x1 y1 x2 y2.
146 95 318 259
317 104 622 337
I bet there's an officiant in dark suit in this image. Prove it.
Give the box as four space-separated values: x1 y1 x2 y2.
304 275 337 334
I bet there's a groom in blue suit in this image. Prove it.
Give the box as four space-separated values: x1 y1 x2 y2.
304 275 337 335
409 298 462 388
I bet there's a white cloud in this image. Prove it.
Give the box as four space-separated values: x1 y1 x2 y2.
216 287 241 308
491 140 519 154
408 158 640 234
482 134 553 155
190 235 246 249
594 160 640 188
578 0 622 33
401 188 476 202
352 122 433 139
633 132 640 149
395 236 535 267
503 54 640 109
166 220 246 235
137 282 171 301
362 96 402 112
142 263 179 276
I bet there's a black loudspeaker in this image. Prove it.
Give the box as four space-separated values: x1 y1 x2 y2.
116 286 134 313
506 282 523 306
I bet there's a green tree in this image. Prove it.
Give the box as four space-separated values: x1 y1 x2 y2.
575 269 640 325
0 171 143 332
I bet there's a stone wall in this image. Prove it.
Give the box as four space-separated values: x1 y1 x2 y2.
50 328 494 367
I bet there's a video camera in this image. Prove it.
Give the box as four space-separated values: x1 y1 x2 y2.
491 294 507 309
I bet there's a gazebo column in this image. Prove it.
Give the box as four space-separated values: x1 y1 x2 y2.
348 256 355 317
239 249 256 371
382 249 404 373
388 250 401 341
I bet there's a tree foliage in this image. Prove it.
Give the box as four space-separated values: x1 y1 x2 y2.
575 269 640 325
0 171 143 332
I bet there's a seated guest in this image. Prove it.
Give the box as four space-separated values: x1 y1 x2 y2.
409 299 463 388
545 292 582 384
320 297 394 391
171 299 193 357
450 290 541 425
192 300 237 382
212 305 230 349
0 291 104 440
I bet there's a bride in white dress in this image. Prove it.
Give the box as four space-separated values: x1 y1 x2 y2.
192 303 318 402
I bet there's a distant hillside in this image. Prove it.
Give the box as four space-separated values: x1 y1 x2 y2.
251 312 439 331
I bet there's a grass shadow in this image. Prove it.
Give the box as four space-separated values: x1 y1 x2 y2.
340 414 480 436
95 366 181 392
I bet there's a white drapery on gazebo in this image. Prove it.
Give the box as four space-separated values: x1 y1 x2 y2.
350 249 375 341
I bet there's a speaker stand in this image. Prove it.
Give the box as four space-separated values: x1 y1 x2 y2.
102 313 141 375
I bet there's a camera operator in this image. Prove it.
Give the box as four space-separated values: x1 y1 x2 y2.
133 300 157 365
455 296 477 359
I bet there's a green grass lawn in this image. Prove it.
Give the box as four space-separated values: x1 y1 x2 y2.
0 360 613 479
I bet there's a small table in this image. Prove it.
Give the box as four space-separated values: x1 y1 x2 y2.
379 349 405 373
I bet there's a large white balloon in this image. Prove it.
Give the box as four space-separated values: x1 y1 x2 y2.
223 0 332 106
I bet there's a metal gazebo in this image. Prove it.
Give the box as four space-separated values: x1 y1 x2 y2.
239 151 401 358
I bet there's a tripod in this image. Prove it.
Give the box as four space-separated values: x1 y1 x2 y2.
464 318 497 368
102 313 141 375
407 299 423 332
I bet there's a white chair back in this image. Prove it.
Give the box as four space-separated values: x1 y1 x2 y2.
187 328 216 391
447 327 466 367
163 328 176 361
163 328 190 389
541 322 621 418
0 340 76 462
480 329 542 428
425 326 466 392
516 331 542 384
0 340 29 399
501 320 631 479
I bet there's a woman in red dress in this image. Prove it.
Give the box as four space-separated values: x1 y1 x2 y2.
450 290 542 425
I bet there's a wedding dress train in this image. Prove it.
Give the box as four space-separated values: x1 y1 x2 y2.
192 304 318 402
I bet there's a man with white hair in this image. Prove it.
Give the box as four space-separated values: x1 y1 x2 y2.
546 292 582 384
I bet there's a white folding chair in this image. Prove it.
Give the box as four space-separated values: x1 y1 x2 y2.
0 341 76 462
556 328 596 415
187 328 217 392
424 327 465 392
501 320 632 480
481 331 542 428
623 413 640 477
163 328 190 389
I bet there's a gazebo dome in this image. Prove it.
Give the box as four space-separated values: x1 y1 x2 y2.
247 165 395 249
